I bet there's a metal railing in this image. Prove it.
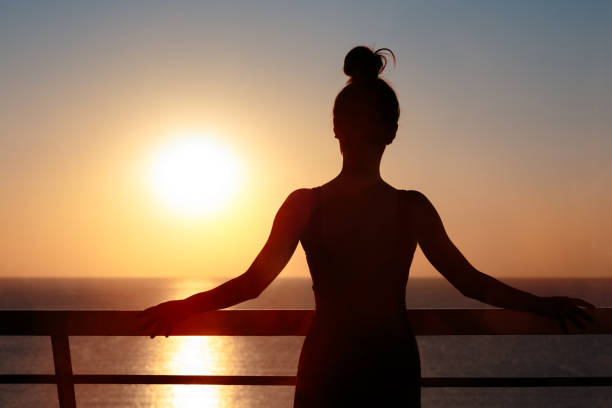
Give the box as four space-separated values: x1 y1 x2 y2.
1 308 611 408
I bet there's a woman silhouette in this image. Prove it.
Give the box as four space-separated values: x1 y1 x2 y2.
142 46 594 407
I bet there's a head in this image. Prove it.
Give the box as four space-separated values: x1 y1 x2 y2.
333 46 399 159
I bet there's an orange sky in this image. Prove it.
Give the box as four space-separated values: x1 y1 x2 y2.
1 2 610 278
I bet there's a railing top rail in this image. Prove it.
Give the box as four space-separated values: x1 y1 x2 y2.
1 308 611 336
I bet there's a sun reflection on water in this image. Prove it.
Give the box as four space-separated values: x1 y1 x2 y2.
167 336 222 407
169 385 220 408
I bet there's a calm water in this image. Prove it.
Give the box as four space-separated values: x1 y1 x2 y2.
1 277 611 407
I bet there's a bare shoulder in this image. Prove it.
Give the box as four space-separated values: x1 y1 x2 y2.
397 189 432 211
283 188 315 209
275 188 316 225
397 189 442 228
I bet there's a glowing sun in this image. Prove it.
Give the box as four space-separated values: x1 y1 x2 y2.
150 134 240 216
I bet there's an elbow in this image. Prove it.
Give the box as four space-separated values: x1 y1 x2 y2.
458 280 491 304
449 277 479 300
459 286 479 300
240 282 262 301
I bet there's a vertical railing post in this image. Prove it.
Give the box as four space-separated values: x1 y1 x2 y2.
51 335 77 408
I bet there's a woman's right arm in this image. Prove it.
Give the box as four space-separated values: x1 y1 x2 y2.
407 190 594 330
140 188 313 337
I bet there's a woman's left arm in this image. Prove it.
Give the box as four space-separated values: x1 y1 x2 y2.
140 189 312 337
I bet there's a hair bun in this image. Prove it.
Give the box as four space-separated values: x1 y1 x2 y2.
343 46 394 83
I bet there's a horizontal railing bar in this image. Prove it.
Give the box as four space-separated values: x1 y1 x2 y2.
75 374 295 386
2 374 611 387
421 377 612 387
0 375 57 384
1 309 611 336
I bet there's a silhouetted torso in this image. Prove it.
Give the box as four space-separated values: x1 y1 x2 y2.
295 182 421 407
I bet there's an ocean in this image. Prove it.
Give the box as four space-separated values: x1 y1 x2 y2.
1 277 611 407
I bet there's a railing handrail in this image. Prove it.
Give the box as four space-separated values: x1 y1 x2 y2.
2 309 611 408
2 308 611 336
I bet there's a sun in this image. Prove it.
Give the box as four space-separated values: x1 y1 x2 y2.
150 134 240 216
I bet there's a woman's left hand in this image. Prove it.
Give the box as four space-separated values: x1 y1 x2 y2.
537 296 595 333
138 299 192 338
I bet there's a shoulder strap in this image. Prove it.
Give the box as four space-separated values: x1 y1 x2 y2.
310 186 322 218
395 189 407 249
309 186 323 238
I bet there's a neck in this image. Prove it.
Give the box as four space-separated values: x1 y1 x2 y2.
337 159 383 187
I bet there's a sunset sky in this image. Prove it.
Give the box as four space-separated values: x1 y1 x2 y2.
1 1 610 279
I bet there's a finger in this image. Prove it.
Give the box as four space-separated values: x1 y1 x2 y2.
566 314 586 330
149 320 167 339
139 316 160 335
571 298 595 309
573 306 593 324
139 318 156 335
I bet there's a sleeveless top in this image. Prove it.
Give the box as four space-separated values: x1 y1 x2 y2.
294 184 421 408
300 185 416 326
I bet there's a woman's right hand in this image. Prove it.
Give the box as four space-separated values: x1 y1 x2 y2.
536 296 595 333
138 299 193 338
